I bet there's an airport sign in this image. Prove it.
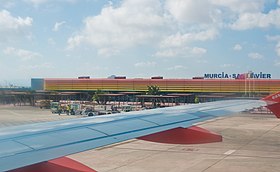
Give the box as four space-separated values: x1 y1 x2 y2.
204 72 271 79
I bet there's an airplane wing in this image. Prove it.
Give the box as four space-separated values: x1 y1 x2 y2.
0 95 278 171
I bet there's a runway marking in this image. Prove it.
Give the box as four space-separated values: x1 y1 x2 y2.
224 149 236 155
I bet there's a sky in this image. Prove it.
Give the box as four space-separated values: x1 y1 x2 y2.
1 0 280 86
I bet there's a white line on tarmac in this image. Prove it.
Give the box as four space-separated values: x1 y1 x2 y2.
224 150 236 155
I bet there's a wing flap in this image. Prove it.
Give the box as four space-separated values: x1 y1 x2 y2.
89 118 157 135
0 141 33 158
140 113 199 125
16 128 107 149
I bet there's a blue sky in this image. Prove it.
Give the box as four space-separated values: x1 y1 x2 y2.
1 0 280 86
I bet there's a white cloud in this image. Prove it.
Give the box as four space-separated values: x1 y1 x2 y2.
165 0 265 26
266 35 280 57
53 21 66 32
274 60 280 66
196 59 208 64
156 29 211 58
210 0 264 13
25 0 49 6
2 1 16 8
165 1 273 31
67 0 166 54
3 47 42 60
165 0 214 24
0 10 32 42
231 9 280 30
154 49 178 58
233 44 242 51
155 46 207 58
276 42 280 57
167 65 186 71
134 61 156 67
67 0 271 58
248 52 263 59
266 35 280 41
20 63 53 70
25 0 77 6
191 47 207 55
278 0 280 6
67 35 84 49
48 38 56 45
97 48 120 57
221 64 234 68
160 29 218 48
0 10 32 31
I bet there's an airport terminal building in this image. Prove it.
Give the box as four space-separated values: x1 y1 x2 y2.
31 74 280 94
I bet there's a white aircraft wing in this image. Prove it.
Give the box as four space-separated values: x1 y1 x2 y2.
0 99 271 171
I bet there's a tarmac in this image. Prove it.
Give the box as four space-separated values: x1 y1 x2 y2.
0 105 280 172
0 105 81 128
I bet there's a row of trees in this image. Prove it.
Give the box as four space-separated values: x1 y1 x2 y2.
147 85 160 95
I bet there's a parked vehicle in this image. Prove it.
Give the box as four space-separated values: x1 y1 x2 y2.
50 102 61 113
